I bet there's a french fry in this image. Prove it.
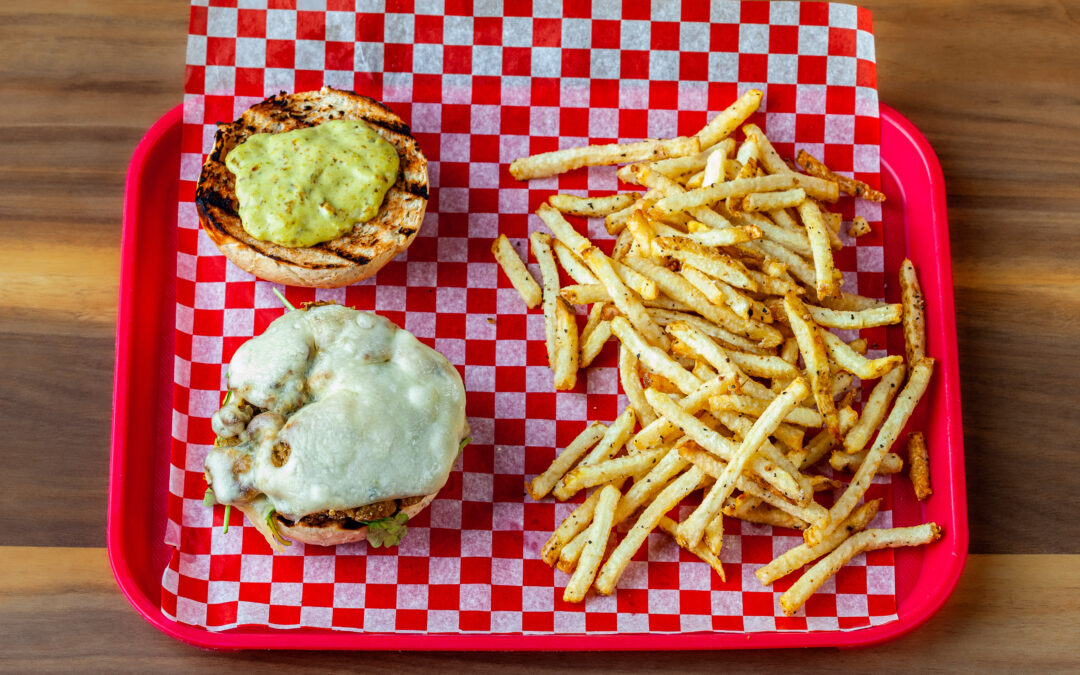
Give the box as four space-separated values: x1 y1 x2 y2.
817 291 888 312
579 318 611 368
553 297 579 391
797 199 838 300
552 239 598 285
563 485 621 602
821 330 903 380
695 89 764 149
606 188 659 234
647 138 734 179
649 174 800 217
843 365 907 453
743 188 807 212
805 303 904 329
830 449 903 474
628 376 732 452
780 523 942 615
908 431 933 500
795 150 886 202
540 484 607 566
527 422 607 501
727 351 800 380
491 234 542 309
610 259 659 300
710 394 823 428
744 239 818 290
560 447 668 496
611 316 701 394
619 344 656 426
659 516 726 581
549 193 637 217
708 409 810 505
536 202 592 254
809 358 935 545
848 216 872 237
755 500 881 585
680 224 762 247
783 293 840 437
652 236 758 291
594 467 707 594
529 231 559 367
739 211 813 256
560 283 610 305
900 258 927 365
511 136 701 180
646 308 769 355
584 248 669 350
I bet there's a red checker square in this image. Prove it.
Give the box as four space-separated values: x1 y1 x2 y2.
177 572 209 605
442 104 471 133
620 2 649 20
205 37 235 66
854 114 880 144
680 589 712 615
712 615 744 631
531 78 561 106
235 68 264 97
189 6 207 35
493 473 526 504
443 45 471 74
413 14 442 43
503 0 532 17
769 24 799 54
522 499 555 531
585 610 616 632
334 558 366 584
265 40 295 69
237 581 270 604
649 614 681 632
500 105 531 135
365 583 398 609
461 501 493 531
825 85 855 114
561 48 587 78
403 286 436 312
331 607 365 626
296 11 325 40
271 556 304 583
829 27 858 56
468 134 499 162
800 2 831 25
295 71 323 92
236 9 265 37
325 42 353 71
468 76 500 104
741 535 775 564
868 593 896 615
681 3 709 21
775 615 807 631
459 556 491 584
395 609 427 631
738 53 768 82
183 469 210 501
563 0 592 18
832 244 856 272
741 591 775 616
189 362 222 391
798 54 828 84
679 52 708 82
427 584 460 610
473 17 502 45
559 107 589 137
491 585 521 611
492 531 523 559
464 339 494 367
740 1 771 23
649 81 678 109
864 548 894 566
268 604 301 625
195 254 226 280
301 583 334 607
823 142 854 171
650 22 680 50
444 0 470 15
385 0 413 11
209 554 241 582
836 564 867 594
523 391 555 420
429 528 462 557
502 47 532 77
522 443 554 475
268 0 297 8
795 114 826 143
355 14 384 43
838 616 869 630
620 50 649 80
383 43 413 73
615 588 648 614
327 0 354 8
591 20 621 49
858 7 874 31
533 17 561 47
206 602 237 626
397 557 430 584
617 108 648 138
804 590 837 616
241 527 277 554
458 611 490 631
710 22 739 51
522 612 554 633
647 561 680 589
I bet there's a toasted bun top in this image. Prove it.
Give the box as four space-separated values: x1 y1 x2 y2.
195 86 428 288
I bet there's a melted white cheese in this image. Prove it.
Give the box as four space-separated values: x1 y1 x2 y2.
205 306 467 518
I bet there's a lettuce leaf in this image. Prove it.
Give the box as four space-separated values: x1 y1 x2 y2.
365 512 409 548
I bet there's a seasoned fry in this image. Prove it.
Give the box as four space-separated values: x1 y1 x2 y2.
755 500 881 585
727 351 799 380
796 150 886 202
779 523 942 615
611 316 701 394
549 193 637 218
900 258 927 365
743 188 807 212
805 303 904 330
491 234 542 309
659 516 726 581
710 394 823 428
552 239 598 285
821 330 903 380
843 365 907 454
560 448 668 496
740 211 812 257
848 216 871 237
908 431 932 500
784 293 840 437
579 318 611 368
559 283 609 305
830 449 903 474
577 407 638 468
818 291 888 312
529 231 559 368
649 174 800 217
696 89 764 149
617 344 655 426
510 136 701 180
553 297 579 391
527 421 607 501
797 199 838 300
584 247 669 350
563 485 621 602
536 202 592 254
628 376 732 453
540 484 607 566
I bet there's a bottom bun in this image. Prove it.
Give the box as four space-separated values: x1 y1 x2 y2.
273 492 439 548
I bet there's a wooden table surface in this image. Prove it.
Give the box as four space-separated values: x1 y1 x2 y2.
2 0 1078 670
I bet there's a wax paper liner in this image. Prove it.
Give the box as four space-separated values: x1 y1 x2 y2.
164 0 896 634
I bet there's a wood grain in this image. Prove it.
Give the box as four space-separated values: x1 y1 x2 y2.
1 548 1078 671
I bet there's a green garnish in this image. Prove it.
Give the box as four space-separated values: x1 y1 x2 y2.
457 436 472 459
365 512 409 548
203 488 217 507
222 390 232 406
272 287 296 311
223 504 231 534
265 509 293 547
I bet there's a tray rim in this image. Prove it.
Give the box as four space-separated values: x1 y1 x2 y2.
107 103 967 651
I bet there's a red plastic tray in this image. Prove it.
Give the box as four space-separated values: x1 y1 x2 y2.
108 104 966 650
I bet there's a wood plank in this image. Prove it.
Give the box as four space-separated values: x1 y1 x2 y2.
1 549 1077 670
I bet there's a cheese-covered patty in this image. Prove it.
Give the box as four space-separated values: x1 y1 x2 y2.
205 305 467 519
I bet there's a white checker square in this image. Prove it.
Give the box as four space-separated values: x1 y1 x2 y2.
425 610 458 632
769 1 800 25
493 337 526 367
414 0 443 15
491 557 523 586
188 387 221 417
530 106 560 136
830 2 859 29
708 52 739 81
562 18 591 49
302 556 334 583
397 527 430 557
498 135 529 164
648 50 679 81
492 501 524 531
555 393 586 422
353 0 384 10
866 564 895 594
295 40 324 70
270 582 303 606
470 104 501 135
186 35 207 66
324 11 354 41
384 13 414 43
443 15 473 45
680 22 710 52
412 43 443 75
472 44 502 77
589 107 619 136
491 611 522 633
590 49 621 79
436 235 467 261
433 337 465 365
560 78 591 107
743 615 776 631
204 66 236 94
620 20 651 50
764 111 796 143
857 244 884 273
469 161 499 188
493 444 524 474
262 68 294 93
585 365 619 395
767 53 799 84
739 23 770 53
235 38 265 68
300 606 332 627
825 113 855 144
648 107 677 137
239 554 274 582
798 24 829 56
522 585 555 612
853 143 881 173
207 580 239 605
648 589 680 614
532 46 561 78
806 615 841 631
554 611 586 633
411 102 443 134
495 390 526 419
354 43 384 73
462 470 494 503
456 583 490 611
826 55 857 86
502 16 533 47
428 556 461 585
365 555 399 584
396 584 428 610
616 611 649 632
363 608 395 632
222 308 254 337
176 597 208 626
206 6 237 37
837 593 869 617
429 498 462 529
681 614 713 631
265 9 296 40
182 497 213 528
460 529 492 557
678 559 715 591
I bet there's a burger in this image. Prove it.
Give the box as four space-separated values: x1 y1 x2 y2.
203 303 469 550
195 86 428 288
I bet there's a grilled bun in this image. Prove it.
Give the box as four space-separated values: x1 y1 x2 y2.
195 86 429 288
259 493 439 548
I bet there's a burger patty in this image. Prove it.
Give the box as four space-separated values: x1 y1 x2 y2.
276 494 428 530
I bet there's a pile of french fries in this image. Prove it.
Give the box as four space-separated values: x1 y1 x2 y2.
492 90 941 615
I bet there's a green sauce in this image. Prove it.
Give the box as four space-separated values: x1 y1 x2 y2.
226 119 400 248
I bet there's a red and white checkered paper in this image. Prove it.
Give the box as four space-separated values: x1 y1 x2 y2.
164 0 898 634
